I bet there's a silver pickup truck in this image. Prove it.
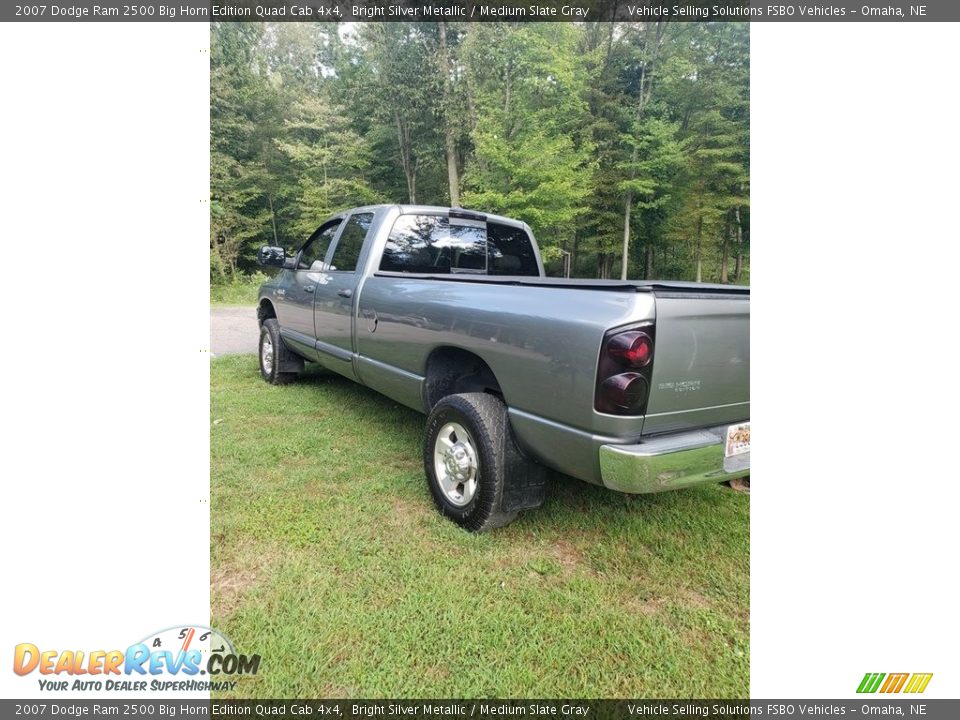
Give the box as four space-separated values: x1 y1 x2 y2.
256 205 750 531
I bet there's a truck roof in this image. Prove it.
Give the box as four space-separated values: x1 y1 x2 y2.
344 204 528 229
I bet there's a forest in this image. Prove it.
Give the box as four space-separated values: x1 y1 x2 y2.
211 21 749 284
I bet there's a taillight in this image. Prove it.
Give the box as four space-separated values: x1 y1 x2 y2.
595 324 655 415
599 372 648 411
607 331 653 368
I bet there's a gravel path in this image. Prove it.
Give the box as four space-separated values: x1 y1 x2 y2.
211 306 258 356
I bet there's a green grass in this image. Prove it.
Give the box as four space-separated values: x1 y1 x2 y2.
211 274 268 306
211 356 749 698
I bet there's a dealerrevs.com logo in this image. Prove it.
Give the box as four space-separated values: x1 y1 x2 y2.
857 672 933 694
13 625 260 692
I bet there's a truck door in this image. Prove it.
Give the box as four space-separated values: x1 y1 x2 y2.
278 219 341 359
312 211 375 380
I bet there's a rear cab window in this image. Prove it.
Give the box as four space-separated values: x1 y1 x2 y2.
380 214 539 277
329 212 374 272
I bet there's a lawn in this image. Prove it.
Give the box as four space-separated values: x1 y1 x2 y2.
210 355 749 698
210 274 269 306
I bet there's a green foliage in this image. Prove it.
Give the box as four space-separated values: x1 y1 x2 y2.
276 93 385 238
210 22 381 277
211 21 750 283
210 271 270 306
461 24 596 260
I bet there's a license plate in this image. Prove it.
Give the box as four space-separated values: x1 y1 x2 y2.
725 422 750 458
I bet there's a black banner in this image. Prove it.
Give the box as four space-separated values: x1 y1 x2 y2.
2 700 960 720
2 0 955 23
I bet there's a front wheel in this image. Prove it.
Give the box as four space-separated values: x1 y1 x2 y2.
259 319 300 385
424 393 543 532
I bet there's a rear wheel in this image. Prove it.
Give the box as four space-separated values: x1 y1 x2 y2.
259 319 300 385
424 392 543 532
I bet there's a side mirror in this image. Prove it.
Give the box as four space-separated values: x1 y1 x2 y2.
257 245 286 268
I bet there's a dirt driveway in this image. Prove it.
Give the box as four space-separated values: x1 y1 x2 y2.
211 307 258 356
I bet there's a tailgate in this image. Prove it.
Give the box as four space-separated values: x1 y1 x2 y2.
643 291 750 435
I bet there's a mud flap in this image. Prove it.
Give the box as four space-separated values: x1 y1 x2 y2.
278 354 305 374
274 333 305 374
500 434 548 512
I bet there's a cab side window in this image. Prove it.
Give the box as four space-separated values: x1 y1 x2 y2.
380 214 539 277
298 221 341 271
329 213 374 272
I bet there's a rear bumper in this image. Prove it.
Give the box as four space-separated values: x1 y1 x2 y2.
598 423 749 494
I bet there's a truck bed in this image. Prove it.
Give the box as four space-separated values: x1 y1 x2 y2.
374 271 749 296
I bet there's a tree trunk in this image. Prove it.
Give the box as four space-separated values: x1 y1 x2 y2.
408 165 416 203
394 111 416 203
720 240 729 283
719 214 730 283
437 22 460 206
322 149 329 209
443 125 459 206
695 214 703 283
604 20 616 71
734 205 744 281
267 194 279 246
503 58 513 140
644 244 654 280
620 191 632 280
619 22 667 282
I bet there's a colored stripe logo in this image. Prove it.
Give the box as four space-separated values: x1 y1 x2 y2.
857 672 932 694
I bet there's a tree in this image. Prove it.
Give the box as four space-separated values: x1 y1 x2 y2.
210 21 750 284
617 21 669 280
461 23 595 262
660 23 749 282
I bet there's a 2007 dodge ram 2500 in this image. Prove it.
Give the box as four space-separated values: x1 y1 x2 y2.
256 205 750 532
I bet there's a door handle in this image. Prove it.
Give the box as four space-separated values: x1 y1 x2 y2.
337 289 353 298
304 285 315 293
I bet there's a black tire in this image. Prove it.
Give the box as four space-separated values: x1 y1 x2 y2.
424 392 532 532
259 319 300 385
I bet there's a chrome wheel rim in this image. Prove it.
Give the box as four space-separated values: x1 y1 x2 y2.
261 332 274 375
433 422 479 507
